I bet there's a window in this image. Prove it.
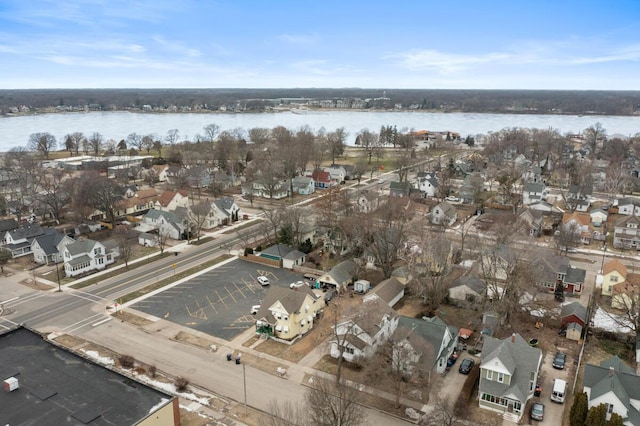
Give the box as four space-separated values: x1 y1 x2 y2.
498 372 504 383
607 403 614 414
611 276 619 283
487 370 493 380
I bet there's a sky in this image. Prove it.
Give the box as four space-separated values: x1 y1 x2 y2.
0 0 639 90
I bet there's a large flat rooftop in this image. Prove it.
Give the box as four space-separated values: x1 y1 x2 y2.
0 326 175 425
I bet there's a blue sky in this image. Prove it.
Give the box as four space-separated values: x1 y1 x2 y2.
0 0 639 90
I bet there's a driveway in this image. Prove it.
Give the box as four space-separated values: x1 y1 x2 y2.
130 258 308 340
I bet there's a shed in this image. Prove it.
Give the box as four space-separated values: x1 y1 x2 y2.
565 322 583 341
560 301 587 328
354 279 371 293
363 277 405 307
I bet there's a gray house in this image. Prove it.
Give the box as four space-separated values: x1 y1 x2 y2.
31 232 75 265
317 260 357 291
479 333 542 422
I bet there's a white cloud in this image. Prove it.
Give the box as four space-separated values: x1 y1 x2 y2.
277 33 317 44
390 49 513 73
152 36 202 58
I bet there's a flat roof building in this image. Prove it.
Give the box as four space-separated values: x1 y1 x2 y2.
0 326 179 425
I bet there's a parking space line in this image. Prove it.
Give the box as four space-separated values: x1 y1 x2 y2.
186 300 208 320
233 282 247 299
215 291 228 309
205 296 219 315
226 286 238 304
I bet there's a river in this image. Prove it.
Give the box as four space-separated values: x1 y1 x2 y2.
1 110 640 151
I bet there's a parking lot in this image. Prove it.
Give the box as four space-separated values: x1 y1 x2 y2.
130 258 308 341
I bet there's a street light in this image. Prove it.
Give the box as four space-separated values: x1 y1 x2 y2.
55 261 62 292
600 242 607 274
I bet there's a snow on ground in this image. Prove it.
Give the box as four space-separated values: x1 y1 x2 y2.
81 349 115 365
592 307 634 333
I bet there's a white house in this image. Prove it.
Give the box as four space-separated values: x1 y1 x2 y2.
329 297 399 362
291 176 315 195
522 182 547 205
431 201 457 226
590 208 609 227
583 356 640 425
63 239 116 277
616 198 640 216
323 164 347 183
414 172 438 197
31 232 75 265
355 190 381 213
204 197 240 229
2 224 51 258
155 190 190 212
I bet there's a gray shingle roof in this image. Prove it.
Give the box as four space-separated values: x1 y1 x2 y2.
255 286 318 324
32 232 70 255
394 315 457 371
66 239 98 256
560 302 587 322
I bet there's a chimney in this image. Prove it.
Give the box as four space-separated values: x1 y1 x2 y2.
3 377 19 392
609 366 615 377
511 333 516 343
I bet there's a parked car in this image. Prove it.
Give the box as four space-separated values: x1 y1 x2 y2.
458 358 475 374
257 276 270 286
534 383 542 397
289 281 308 289
250 305 261 315
530 402 545 421
552 351 567 369
324 289 336 303
445 196 460 202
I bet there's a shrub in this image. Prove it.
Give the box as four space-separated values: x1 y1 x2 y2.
256 245 263 252
147 365 157 378
244 247 254 256
174 376 189 392
118 355 135 369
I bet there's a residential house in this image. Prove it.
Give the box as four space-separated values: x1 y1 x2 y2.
291 176 315 195
63 239 116 277
137 232 158 248
2 224 51 258
317 260 357 291
522 165 542 183
613 215 640 250
389 181 419 198
391 265 413 285
243 180 290 199
583 356 640 425
590 207 609 227
31 231 75 265
517 208 544 237
165 164 186 184
562 212 593 244
414 172 438 197
532 253 586 295
479 333 543 421
211 171 241 190
186 166 212 188
139 209 185 240
363 277 405 307
449 275 485 304
155 190 189 212
616 198 640 216
602 259 628 297
329 297 399 362
527 200 560 214
203 197 240 229
560 301 588 328
355 190 381 213
254 286 323 341
0 219 18 243
431 201 457 226
259 244 306 269
459 172 485 205
151 164 169 182
311 170 334 189
391 315 458 377
522 182 547 205
115 188 159 217
612 273 640 311
481 244 516 282
323 164 347 183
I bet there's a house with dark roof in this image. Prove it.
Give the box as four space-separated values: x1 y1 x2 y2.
139 209 186 240
0 219 18 241
63 239 116 277
0 326 178 426
317 260 357 291
355 190 381 213
254 286 323 341
560 301 588 328
259 244 306 269
311 170 334 189
414 172 438 198
479 333 543 421
203 197 240 229
522 182 547 205
517 208 544 237
391 315 458 376
583 355 640 425
532 253 587 295
2 224 51 258
291 176 315 195
389 181 419 198
616 197 640 216
449 275 485 304
430 201 457 226
31 231 75 265
329 297 399 362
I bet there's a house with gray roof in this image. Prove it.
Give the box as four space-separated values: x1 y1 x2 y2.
2 224 52 258
330 296 399 362
431 201 457 226
317 260 357 290
391 315 458 377
414 172 438 198
254 286 323 341
479 333 542 421
583 355 640 425
259 244 306 269
291 176 315 195
449 275 485 304
522 182 547 205
204 197 240 229
63 239 116 277
616 197 640 216
389 181 419 198
139 209 185 240
31 231 75 265
532 252 586 295
364 277 405 307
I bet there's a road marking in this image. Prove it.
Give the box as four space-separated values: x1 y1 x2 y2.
233 282 247 299
205 296 219 315
92 317 112 327
215 290 228 309
0 297 19 304
226 287 238 304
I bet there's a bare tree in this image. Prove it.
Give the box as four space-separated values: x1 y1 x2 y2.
203 123 220 142
357 129 380 165
85 174 123 225
156 227 170 254
165 129 180 145
259 399 306 426
419 395 464 426
28 132 56 158
556 221 582 255
410 232 454 315
88 132 104 155
113 225 135 268
583 122 606 158
33 168 70 223
187 199 211 242
248 127 271 145
327 127 347 164
305 376 367 426
64 132 86 155
603 164 627 203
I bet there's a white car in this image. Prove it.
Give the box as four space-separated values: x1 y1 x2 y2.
289 281 308 289
445 196 460 202
257 276 270 286
250 304 261 315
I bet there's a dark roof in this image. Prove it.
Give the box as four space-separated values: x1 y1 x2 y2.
452 275 485 293
393 315 457 371
32 232 71 255
560 302 587 322
371 277 405 305
0 326 175 426
0 219 18 233
256 286 318 323
261 244 296 259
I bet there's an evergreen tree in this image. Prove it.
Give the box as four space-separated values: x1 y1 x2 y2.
569 392 588 426
585 404 607 426
608 412 624 426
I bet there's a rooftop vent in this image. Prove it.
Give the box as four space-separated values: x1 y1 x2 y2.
4 376 19 392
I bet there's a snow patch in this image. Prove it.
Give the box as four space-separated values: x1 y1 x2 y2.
81 349 115 365
592 307 634 333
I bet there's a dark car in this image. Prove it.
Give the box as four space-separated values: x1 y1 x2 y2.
552 351 567 369
458 358 475 374
530 402 545 421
